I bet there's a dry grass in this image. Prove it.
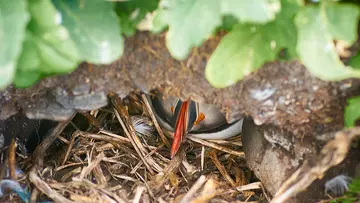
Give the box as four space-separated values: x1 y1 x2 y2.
0 92 267 203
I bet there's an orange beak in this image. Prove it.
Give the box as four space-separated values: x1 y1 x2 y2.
170 99 190 159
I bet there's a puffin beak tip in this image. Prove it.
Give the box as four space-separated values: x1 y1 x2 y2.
170 99 190 159
170 149 176 159
170 133 181 159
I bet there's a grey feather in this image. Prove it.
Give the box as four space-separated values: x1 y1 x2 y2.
324 175 353 196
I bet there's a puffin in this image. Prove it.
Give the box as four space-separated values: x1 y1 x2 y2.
148 93 243 158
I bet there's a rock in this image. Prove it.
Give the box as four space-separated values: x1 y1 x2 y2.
242 118 360 202
242 118 320 196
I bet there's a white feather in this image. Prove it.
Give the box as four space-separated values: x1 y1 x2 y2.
131 116 155 137
324 175 353 196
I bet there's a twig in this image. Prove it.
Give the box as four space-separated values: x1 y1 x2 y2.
234 167 254 198
79 152 105 180
179 175 207 203
236 182 262 191
141 94 171 148
131 143 165 174
29 170 75 203
110 93 162 174
93 162 107 186
56 135 70 144
208 150 236 187
135 171 156 199
206 139 242 147
61 131 80 166
261 182 271 202
80 112 102 128
79 131 131 144
55 162 87 172
132 186 146 203
271 127 360 203
187 135 245 158
150 148 185 192
30 188 39 203
191 177 219 203
8 139 16 180
114 109 156 174
99 130 131 143
113 174 137 182
70 179 127 203
201 146 205 171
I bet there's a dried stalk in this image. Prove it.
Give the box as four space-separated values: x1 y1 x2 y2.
179 175 207 203
187 135 245 158
110 94 163 174
208 150 236 187
8 139 16 180
141 94 171 148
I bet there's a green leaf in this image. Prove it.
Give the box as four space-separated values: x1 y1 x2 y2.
29 0 81 72
221 0 281 23
0 0 30 89
16 34 41 72
349 52 360 69
344 96 360 128
14 70 41 88
295 2 360 81
348 178 360 193
53 0 124 64
14 0 81 87
152 8 169 34
218 0 283 32
165 0 222 60
14 36 41 88
206 0 301 88
206 24 273 88
115 0 159 37
218 15 239 31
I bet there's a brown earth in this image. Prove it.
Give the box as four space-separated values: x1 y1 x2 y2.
1 32 360 138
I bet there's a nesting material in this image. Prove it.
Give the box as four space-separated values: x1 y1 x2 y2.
0 92 266 202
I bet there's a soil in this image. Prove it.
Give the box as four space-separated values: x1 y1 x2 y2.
1 32 359 137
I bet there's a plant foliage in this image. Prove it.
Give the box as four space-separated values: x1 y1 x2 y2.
295 2 360 81
344 96 360 128
0 0 360 89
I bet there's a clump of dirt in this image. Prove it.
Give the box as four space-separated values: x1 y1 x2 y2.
1 31 359 138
